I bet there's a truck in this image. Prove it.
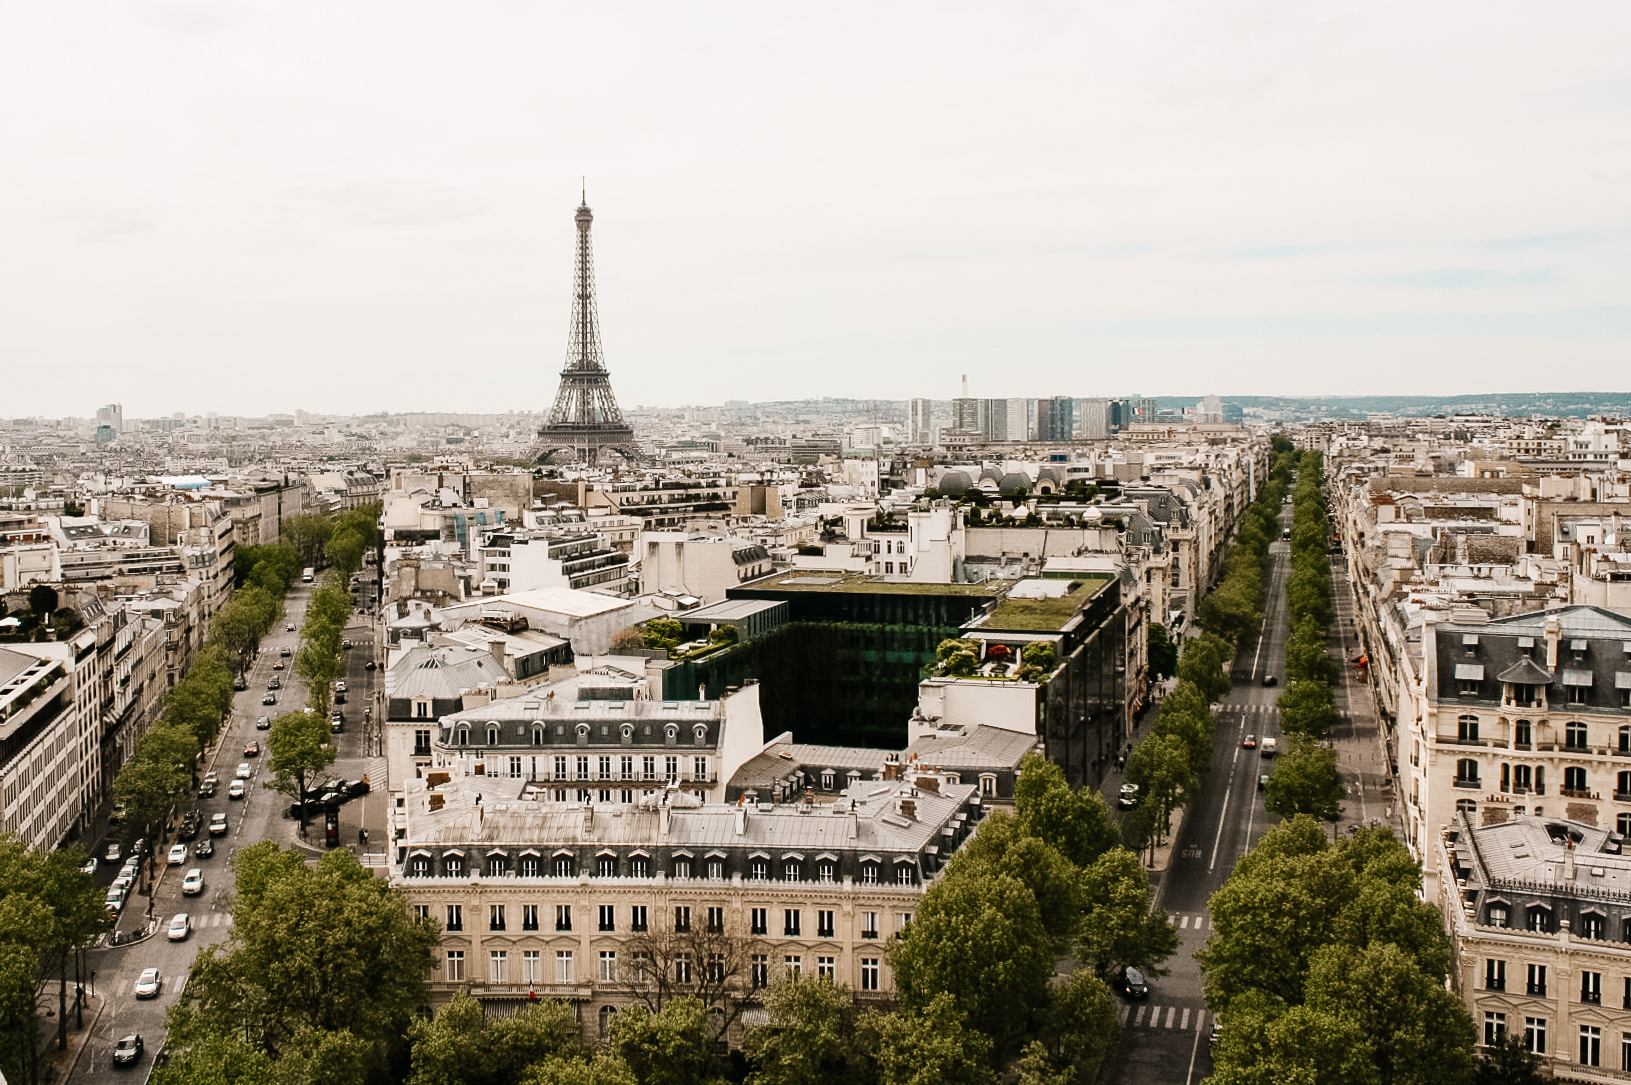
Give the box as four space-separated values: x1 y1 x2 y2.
1260 736 1279 758
302 567 314 584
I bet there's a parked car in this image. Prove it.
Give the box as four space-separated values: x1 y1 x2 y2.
1113 965 1150 1000
1258 774 1270 791
334 680 347 693
232 676 247 691
209 813 229 836
181 868 204 895
176 819 198 843
80 857 98 876
341 640 353 650
1260 737 1279 758
112 871 136 892
203 771 220 787
1242 734 1257 749
1117 783 1140 809
333 692 346 704
133 968 162 999
255 716 271 730
342 779 370 798
112 1034 144 1066
228 779 246 801
167 843 188 866
194 837 214 859
167 913 191 942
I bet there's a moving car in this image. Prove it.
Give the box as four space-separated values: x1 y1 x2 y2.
104 842 123 863
167 843 188 866
203 770 219 788
133 967 162 999
255 716 271 730
80 857 98 876
280 645 292 656
287 623 296 632
262 693 277 705
266 677 280 691
1260 737 1279 758
227 779 246 801
1113 965 1150 1000
1261 674 1278 687
1117 783 1140 809
209 813 229 836
272 660 285 670
181 868 204 895
341 640 352 649
342 779 370 798
235 762 252 779
1242 734 1257 749
244 740 260 757
194 837 214 859
1258 773 1270 791
364 660 376 670
112 1034 144 1067
167 913 191 942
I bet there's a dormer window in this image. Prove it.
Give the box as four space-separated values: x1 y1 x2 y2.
487 726 500 746
1517 636 1535 656
1463 634 1479 655
1456 663 1483 696
457 727 469 746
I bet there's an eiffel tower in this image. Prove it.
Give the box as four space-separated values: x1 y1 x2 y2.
533 194 639 467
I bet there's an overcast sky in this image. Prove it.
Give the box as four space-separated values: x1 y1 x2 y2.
3 2 1629 419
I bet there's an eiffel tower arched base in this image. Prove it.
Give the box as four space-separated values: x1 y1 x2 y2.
532 434 641 468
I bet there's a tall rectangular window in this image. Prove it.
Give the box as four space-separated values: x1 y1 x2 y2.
414 729 432 755
556 951 574 984
784 909 801 936
643 755 656 780
522 950 540 985
1527 963 1548 995
446 951 465 983
818 910 835 938
621 755 634 779
1526 1018 1547 1055
1583 1025 1602 1067
522 904 539 931
666 756 679 782
1484 1011 1506 1047
707 907 725 932
490 951 507 984
510 756 523 778
489 905 506 932
817 956 835 979
599 905 615 932
631 905 648 932
1583 971 1603 1004
446 905 463 932
784 955 801 976
751 908 768 935
861 958 879 991
555 905 572 932
694 756 709 780
861 911 879 939
1621 1032 1631 1072
675 906 691 933
554 755 568 780
1485 959 1505 991
598 952 617 983
752 954 769 988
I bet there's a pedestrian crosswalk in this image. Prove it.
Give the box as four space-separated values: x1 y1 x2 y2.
191 912 233 929
1233 704 1279 715
1120 1002 1215 1031
1168 912 1210 931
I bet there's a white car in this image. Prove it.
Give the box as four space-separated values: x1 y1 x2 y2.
235 762 252 780
334 680 347 692
167 843 188 866
227 779 246 800
167 913 191 942
80 857 98 876
181 868 204 896
133 968 162 999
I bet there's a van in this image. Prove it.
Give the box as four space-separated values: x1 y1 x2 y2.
1260 737 1279 758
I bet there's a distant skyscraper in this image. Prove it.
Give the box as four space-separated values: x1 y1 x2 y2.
95 403 122 434
1076 398 1111 439
1131 398 1158 424
909 398 936 445
952 396 984 435
1194 395 1225 423
1004 398 1031 443
533 194 638 467
1035 396 1074 442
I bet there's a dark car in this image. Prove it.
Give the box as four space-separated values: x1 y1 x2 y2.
1114 965 1150 1000
262 693 277 705
266 677 281 690
1261 674 1278 687
113 1033 144 1066
194 837 214 859
176 817 199 842
342 779 370 798
1117 783 1139 809
364 660 376 670
197 779 216 799
255 715 271 730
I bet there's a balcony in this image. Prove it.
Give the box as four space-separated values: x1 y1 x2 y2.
1560 789 1599 800
532 771 718 787
1583 991 1602 1005
1453 778 1482 790
1487 978 1506 992
1528 983 1548 997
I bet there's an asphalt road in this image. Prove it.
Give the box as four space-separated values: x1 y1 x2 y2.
70 574 383 1079
1107 502 1296 1085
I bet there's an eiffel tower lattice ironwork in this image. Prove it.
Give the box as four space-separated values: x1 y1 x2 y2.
533 195 639 467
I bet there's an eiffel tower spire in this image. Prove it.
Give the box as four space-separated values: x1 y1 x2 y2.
534 193 638 466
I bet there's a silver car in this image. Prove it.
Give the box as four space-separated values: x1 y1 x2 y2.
133 968 161 999
167 913 191 942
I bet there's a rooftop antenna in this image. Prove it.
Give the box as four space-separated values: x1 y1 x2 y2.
581 176 586 203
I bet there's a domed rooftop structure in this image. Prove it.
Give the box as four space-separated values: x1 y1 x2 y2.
938 471 972 496
998 472 1033 496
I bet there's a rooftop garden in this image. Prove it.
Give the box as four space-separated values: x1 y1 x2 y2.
982 576 1111 632
761 573 1000 596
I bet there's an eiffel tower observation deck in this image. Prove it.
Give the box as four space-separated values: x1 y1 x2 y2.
533 195 639 467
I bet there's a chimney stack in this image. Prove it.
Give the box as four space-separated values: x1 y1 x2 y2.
660 798 671 838
1565 837 1576 881
1545 614 1562 668
735 796 747 836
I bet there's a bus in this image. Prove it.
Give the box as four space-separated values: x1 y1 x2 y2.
302 567 314 584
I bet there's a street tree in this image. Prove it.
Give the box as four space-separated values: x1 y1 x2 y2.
175 847 440 1075
266 710 336 820
1208 991 1380 1085
871 993 994 1085
1473 1035 1554 1085
745 973 873 1085
1276 678 1339 740
1124 733 1196 844
943 812 1081 940
887 871 1052 1060
622 914 765 1041
1305 942 1476 1085
1020 970 1118 1085
407 989 584 1085
1147 623 1179 680
1075 847 1179 979
1177 634 1233 702
522 1055 639 1085
1264 736 1345 821
603 998 718 1085
1013 753 1120 868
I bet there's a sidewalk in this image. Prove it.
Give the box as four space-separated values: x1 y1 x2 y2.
1326 558 1405 839
34 985 106 1084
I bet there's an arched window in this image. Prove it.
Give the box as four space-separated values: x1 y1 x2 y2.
487 726 500 746
1514 719 1533 747
457 728 469 747
1565 767 1588 793
1458 714 1479 742
598 1005 618 1038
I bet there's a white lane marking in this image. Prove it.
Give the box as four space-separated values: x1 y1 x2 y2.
1180 1007 1191 1030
